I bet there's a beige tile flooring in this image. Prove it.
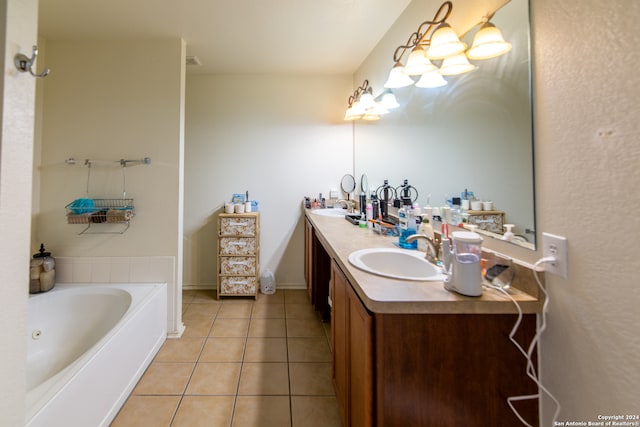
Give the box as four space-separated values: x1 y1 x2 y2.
111 289 341 427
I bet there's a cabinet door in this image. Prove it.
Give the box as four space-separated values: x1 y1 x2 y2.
331 260 374 427
347 282 373 427
331 260 349 426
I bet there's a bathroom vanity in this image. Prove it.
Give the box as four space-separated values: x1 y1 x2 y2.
305 209 542 427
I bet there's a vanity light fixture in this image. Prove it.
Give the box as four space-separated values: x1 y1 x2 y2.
344 79 392 121
378 89 401 109
426 22 467 59
383 1 454 89
439 53 476 75
403 46 438 76
384 62 416 88
466 18 512 60
415 70 447 88
383 1 512 89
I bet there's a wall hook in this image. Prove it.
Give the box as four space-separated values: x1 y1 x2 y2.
14 45 50 78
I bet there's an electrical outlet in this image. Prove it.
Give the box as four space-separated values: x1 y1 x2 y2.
542 232 568 278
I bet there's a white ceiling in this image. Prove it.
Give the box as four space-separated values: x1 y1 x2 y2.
38 0 412 75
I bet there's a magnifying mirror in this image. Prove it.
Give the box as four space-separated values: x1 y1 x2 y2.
341 174 356 200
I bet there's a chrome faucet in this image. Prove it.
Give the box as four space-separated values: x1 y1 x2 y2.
335 199 355 213
405 234 440 265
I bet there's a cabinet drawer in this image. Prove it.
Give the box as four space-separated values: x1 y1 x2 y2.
220 256 256 275
220 276 257 295
220 217 256 236
219 237 256 255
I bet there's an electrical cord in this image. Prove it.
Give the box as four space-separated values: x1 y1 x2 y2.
485 256 561 426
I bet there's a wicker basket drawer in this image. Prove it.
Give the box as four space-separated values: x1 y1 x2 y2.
220 217 256 236
467 213 504 234
219 256 256 275
220 276 257 295
219 237 256 256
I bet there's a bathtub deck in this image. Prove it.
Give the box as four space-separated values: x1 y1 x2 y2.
111 289 340 427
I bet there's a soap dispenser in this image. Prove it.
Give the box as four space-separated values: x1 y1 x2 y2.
502 224 515 241
30 244 56 294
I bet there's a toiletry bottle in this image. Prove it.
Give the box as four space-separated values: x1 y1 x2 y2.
366 202 373 228
371 194 379 221
398 201 418 249
431 206 442 228
417 217 434 252
450 197 462 226
418 217 434 239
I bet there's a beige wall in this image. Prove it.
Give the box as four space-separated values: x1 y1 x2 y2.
184 74 354 288
532 0 640 423
0 1 38 425
36 39 185 259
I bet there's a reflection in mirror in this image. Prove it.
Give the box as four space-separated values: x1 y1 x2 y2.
354 0 535 249
360 174 368 194
340 174 356 198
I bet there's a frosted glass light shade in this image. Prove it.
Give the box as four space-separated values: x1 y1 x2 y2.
362 111 380 121
358 91 376 110
415 71 447 88
344 107 360 120
403 46 438 76
466 22 512 60
384 62 415 88
371 103 390 115
380 90 400 109
350 100 365 116
345 105 366 120
427 23 467 59
439 53 476 76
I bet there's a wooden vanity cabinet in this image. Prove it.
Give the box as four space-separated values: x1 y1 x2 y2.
330 260 539 427
305 217 331 320
330 260 373 427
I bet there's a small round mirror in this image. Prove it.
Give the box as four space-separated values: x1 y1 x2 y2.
340 174 356 197
360 174 368 194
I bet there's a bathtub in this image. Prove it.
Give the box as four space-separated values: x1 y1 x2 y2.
26 283 167 427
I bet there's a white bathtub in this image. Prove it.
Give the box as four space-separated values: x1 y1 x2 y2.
26 283 167 427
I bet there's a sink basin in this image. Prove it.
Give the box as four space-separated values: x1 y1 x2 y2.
348 248 446 281
311 208 349 217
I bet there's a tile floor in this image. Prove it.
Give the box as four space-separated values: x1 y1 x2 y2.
111 289 341 427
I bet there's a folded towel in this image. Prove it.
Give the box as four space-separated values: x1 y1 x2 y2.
69 198 96 214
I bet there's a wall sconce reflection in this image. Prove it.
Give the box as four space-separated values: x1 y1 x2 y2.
344 80 399 121
384 1 512 89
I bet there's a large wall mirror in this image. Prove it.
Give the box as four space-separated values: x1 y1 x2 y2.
353 0 535 249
